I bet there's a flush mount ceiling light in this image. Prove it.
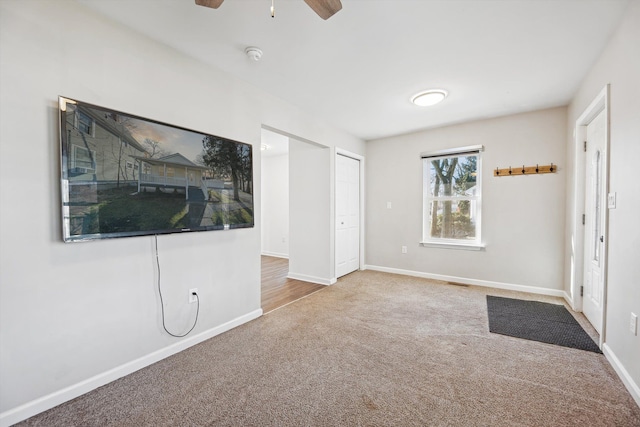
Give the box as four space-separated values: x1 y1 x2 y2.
411 89 448 107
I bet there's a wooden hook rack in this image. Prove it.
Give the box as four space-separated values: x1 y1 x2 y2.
494 163 556 177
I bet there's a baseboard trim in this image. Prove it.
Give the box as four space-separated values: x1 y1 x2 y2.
562 291 576 310
364 265 565 297
260 251 289 259
0 309 263 427
602 343 640 408
287 272 333 286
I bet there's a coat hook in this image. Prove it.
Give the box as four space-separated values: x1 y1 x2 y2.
536 164 539 173
509 166 512 175
550 163 554 172
522 165 525 174
496 166 500 176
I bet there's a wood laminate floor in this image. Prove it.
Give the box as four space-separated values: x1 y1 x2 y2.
261 256 326 314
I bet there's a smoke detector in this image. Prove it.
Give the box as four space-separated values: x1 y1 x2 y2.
245 47 263 62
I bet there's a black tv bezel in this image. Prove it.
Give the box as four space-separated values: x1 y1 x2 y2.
59 96 254 242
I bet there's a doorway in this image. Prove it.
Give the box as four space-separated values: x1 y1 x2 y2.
583 109 607 334
260 129 289 259
260 127 332 311
572 85 610 345
335 152 362 278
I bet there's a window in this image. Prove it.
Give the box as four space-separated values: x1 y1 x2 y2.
592 150 601 262
71 144 96 173
422 146 483 249
75 111 94 135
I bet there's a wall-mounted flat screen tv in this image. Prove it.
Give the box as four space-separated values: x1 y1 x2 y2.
59 96 254 242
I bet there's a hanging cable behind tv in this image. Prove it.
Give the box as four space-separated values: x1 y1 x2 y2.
154 234 199 337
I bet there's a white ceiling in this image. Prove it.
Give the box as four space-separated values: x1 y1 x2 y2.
78 0 629 141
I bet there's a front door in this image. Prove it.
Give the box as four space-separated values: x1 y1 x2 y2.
583 108 606 334
336 154 360 278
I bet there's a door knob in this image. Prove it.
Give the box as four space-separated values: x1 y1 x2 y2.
600 236 604 243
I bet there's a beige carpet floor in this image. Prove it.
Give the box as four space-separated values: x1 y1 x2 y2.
19 270 640 426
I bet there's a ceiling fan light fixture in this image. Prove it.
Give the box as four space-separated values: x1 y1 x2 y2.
195 0 342 20
304 0 343 20
195 0 224 9
411 89 448 107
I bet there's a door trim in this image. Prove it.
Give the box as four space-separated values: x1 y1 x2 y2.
334 148 365 280
570 84 610 346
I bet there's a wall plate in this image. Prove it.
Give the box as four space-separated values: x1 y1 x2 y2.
189 288 198 304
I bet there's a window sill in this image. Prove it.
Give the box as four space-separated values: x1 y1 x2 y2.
420 241 485 251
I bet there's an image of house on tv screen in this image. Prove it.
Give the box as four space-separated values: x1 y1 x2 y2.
60 99 253 241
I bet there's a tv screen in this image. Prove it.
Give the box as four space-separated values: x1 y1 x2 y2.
58 96 254 242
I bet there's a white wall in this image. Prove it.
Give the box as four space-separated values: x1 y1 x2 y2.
288 139 333 284
365 107 567 294
0 2 364 424
261 153 290 258
565 0 640 403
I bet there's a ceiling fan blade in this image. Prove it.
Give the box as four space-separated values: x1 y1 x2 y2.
195 0 224 9
303 0 342 20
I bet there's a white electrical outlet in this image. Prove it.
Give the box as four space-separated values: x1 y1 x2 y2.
608 192 617 209
631 313 638 336
189 288 198 304
401 246 407 254
387 202 392 209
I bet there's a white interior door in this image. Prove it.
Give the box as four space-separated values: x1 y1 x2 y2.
336 154 360 278
583 109 606 334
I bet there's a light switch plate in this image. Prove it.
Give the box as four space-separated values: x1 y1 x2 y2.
608 192 616 209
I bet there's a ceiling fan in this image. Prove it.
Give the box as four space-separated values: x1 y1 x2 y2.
195 0 343 20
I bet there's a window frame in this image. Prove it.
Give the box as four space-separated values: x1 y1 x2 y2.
74 110 95 136
421 145 484 250
71 144 97 173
